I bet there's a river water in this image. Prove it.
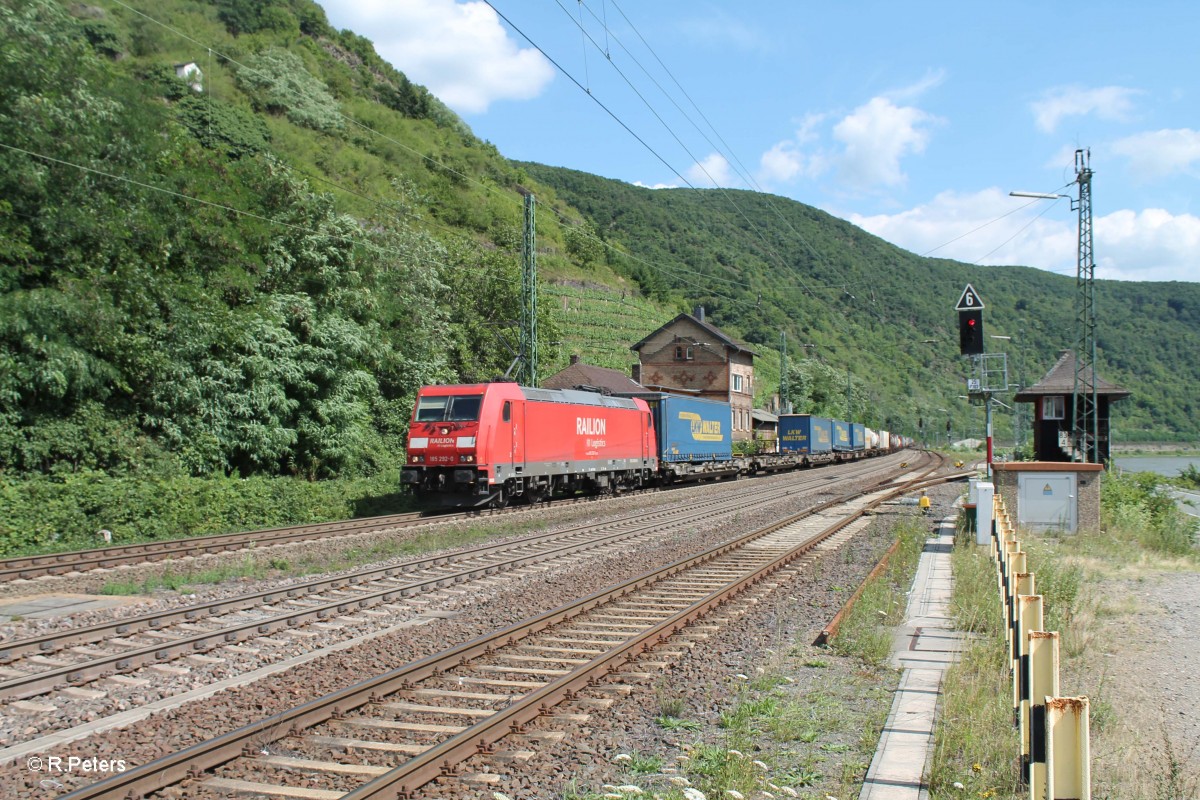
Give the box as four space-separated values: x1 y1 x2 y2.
1113 456 1200 477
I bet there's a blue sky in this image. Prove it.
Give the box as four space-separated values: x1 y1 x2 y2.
319 1 1200 283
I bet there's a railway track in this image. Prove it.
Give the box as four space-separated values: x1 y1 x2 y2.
53 456 938 800
0 457 914 704
0 453 931 582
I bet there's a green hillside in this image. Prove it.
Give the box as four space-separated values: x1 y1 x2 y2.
1 0 1196 495
520 164 1200 443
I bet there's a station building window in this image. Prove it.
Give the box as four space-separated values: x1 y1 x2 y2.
1043 395 1065 420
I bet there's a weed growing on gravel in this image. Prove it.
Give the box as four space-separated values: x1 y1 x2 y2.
99 553 292 594
622 753 665 775
654 683 688 718
100 519 561 594
656 715 702 732
684 744 763 797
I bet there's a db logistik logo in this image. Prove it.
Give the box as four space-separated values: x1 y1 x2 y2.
27 756 128 774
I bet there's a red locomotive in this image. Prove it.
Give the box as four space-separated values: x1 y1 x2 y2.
401 382 657 506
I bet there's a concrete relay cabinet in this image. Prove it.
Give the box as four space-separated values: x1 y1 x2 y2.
992 462 1103 534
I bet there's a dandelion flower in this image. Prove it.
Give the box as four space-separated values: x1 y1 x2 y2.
972 762 982 773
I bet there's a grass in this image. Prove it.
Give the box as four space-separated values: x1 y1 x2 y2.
830 519 928 665
98 518 548 595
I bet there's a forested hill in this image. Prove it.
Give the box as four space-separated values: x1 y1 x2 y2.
519 163 1200 443
0 0 597 480
0 0 1196 492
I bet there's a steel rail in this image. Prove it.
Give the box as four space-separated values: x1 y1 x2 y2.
56 454 937 800
0 459 905 698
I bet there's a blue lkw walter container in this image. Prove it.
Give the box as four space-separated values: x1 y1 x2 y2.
850 422 866 451
629 393 733 462
778 414 833 455
832 419 852 452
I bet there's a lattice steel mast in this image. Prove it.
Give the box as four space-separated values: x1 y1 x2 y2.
518 191 538 387
1072 150 1098 462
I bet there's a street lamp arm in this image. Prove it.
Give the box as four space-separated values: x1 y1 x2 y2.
1009 191 1070 200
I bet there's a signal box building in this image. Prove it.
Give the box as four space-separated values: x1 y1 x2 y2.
1013 349 1130 463
630 308 757 441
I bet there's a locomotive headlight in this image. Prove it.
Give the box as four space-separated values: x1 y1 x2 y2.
410 455 423 463
459 454 475 463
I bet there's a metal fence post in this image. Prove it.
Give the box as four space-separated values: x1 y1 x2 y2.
1028 631 1061 797
1015 594 1043 746
1045 696 1090 800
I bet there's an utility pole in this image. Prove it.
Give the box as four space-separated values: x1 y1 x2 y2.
1072 149 1098 462
518 191 538 387
845 367 852 421
779 330 789 414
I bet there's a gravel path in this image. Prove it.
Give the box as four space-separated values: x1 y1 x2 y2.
1065 569 1200 796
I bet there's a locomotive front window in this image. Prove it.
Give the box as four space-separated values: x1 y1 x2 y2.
415 395 483 422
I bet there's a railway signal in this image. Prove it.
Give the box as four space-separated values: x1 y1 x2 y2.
959 308 984 355
956 284 985 356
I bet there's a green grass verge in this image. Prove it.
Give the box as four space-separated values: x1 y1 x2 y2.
98 517 549 595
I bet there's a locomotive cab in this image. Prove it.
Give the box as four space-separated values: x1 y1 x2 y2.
401 388 490 500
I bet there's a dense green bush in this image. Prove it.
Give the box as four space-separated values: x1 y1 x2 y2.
1102 470 1197 554
0 468 410 556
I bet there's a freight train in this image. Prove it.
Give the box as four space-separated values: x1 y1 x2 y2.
401 381 911 507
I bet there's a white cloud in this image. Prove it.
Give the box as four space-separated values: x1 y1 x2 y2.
758 113 828 186
1111 129 1200 180
633 180 677 190
845 189 1200 282
883 69 947 104
1031 85 1140 133
1096 208 1200 281
833 97 938 188
319 0 553 114
687 153 735 187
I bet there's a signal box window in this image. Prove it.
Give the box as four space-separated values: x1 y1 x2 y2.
1042 395 1065 420
415 394 483 422
675 346 693 361
733 374 743 393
